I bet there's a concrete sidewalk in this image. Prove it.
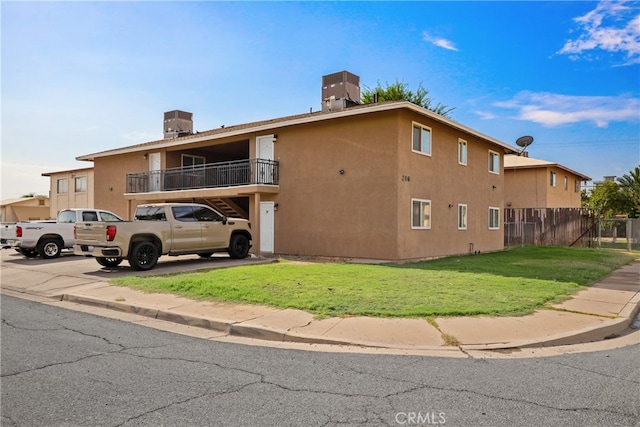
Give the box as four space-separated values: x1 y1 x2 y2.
1 251 639 352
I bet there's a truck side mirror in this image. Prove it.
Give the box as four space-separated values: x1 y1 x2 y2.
222 216 228 225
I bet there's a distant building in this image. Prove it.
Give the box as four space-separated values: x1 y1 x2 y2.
42 167 94 217
504 155 591 209
0 196 50 222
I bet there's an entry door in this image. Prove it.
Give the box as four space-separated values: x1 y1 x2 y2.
256 135 275 184
149 152 162 191
257 135 274 160
260 201 275 253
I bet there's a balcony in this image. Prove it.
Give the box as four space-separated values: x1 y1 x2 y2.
126 158 279 193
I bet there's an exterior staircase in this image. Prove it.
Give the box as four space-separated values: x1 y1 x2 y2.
206 198 248 219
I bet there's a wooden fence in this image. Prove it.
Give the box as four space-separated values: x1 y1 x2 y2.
504 208 598 248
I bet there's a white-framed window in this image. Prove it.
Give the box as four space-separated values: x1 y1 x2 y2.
57 178 68 194
489 207 500 230
458 204 467 230
488 150 500 174
412 123 431 156
564 176 568 190
75 176 87 193
550 171 557 187
411 199 432 229
574 180 580 193
458 139 467 165
182 154 206 168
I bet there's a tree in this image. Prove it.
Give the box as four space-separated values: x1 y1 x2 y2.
361 79 455 118
586 180 634 219
616 166 640 218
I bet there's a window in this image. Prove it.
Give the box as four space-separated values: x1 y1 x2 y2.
411 199 431 229
75 176 87 193
182 154 206 168
564 176 568 190
82 212 98 221
194 206 224 222
550 171 556 187
412 123 431 156
172 206 197 222
458 204 467 230
488 151 500 174
57 178 68 194
458 139 467 165
489 207 500 230
98 212 122 222
574 180 581 193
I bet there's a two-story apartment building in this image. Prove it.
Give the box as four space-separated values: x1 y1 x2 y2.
504 155 591 209
76 99 518 261
42 167 95 218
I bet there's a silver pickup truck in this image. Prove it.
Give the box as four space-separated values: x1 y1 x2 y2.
74 203 252 271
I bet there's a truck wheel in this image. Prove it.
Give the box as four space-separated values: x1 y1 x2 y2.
19 248 39 258
228 234 250 259
38 238 62 259
129 241 159 271
96 257 123 268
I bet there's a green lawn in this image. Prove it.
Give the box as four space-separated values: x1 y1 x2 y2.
111 246 638 319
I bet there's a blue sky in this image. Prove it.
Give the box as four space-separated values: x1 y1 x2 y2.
2 1 639 199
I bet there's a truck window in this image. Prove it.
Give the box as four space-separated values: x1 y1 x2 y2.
58 210 76 223
82 212 98 222
135 207 166 221
194 206 223 222
99 212 123 222
172 206 197 222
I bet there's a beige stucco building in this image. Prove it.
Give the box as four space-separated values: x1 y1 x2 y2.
76 101 519 261
504 155 591 209
0 196 50 222
42 167 95 218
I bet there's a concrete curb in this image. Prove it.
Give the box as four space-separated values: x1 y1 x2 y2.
59 290 640 351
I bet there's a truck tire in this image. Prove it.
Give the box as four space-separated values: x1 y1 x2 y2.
129 241 159 271
19 248 39 258
38 238 62 259
228 234 250 259
96 257 123 268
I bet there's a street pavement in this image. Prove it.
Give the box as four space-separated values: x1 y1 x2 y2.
1 248 638 357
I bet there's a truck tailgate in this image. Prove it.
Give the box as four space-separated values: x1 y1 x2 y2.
74 222 110 245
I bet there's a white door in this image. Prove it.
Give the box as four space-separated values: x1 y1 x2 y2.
260 201 275 253
257 135 274 160
149 152 161 191
256 135 275 184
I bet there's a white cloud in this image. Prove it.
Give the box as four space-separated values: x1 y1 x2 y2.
558 0 640 65
422 31 459 51
474 110 497 120
494 91 640 127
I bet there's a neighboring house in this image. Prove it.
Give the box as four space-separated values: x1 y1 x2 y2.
0 196 50 222
42 167 95 218
76 97 518 261
504 155 591 209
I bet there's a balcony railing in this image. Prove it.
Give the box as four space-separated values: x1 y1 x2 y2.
126 158 279 193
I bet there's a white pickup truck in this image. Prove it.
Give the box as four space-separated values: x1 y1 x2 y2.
13 208 123 259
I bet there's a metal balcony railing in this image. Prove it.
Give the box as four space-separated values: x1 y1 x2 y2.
126 158 279 193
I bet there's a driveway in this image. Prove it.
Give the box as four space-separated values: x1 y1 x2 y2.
0 248 272 280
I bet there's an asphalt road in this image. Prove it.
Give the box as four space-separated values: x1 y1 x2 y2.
2 295 638 427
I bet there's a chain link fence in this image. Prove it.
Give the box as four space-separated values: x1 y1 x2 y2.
597 218 640 251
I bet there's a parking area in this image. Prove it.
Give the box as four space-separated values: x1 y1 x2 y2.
0 248 272 280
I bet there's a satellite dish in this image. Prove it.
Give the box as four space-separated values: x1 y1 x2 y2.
516 135 534 148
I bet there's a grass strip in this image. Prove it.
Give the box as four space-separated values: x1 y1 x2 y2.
111 246 637 319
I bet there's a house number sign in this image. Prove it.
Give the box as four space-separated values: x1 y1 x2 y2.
401 175 411 182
